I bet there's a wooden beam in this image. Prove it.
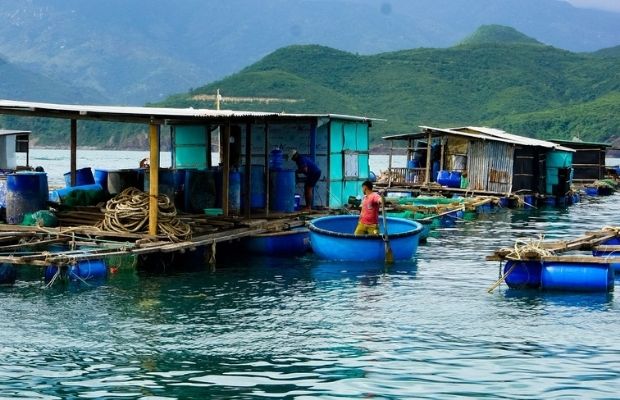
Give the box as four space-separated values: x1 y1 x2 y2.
244 122 252 219
70 119 77 186
221 123 231 217
264 123 270 217
425 131 432 185
149 123 160 236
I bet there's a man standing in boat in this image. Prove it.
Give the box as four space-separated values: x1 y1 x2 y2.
355 180 383 235
289 149 321 211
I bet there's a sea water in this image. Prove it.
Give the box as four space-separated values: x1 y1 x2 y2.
1 149 619 398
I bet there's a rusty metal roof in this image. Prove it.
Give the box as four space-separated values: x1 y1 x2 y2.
383 125 575 151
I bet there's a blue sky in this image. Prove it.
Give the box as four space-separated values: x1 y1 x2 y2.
565 0 620 12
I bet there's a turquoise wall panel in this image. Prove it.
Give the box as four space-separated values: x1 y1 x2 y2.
357 123 369 150
175 126 207 145
344 180 360 201
358 153 370 178
174 125 208 168
330 121 343 153
329 181 343 208
330 154 343 180
176 147 206 168
344 123 358 151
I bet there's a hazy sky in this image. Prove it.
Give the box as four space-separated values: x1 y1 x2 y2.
565 0 620 12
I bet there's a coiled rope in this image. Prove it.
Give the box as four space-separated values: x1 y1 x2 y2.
487 236 553 293
96 187 191 242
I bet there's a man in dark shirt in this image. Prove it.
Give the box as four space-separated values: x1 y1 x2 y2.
290 149 321 211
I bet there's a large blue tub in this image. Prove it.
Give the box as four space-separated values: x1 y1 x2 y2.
308 215 423 261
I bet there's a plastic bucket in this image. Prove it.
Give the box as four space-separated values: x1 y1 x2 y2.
269 149 284 170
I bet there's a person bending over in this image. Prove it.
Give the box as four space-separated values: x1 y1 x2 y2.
290 149 321 211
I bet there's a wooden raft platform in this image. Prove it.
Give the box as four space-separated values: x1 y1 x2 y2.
486 228 620 263
0 207 324 267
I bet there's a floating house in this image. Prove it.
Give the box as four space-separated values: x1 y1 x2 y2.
549 139 612 185
0 99 376 269
382 126 576 197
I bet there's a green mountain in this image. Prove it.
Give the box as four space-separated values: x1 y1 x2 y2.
0 54 104 104
156 26 620 146
458 25 544 47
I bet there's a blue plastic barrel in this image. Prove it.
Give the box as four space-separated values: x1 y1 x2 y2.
45 259 108 283
437 170 461 188
0 175 7 209
6 172 48 224
270 169 295 213
94 169 109 194
144 169 176 201
184 169 216 212
541 261 613 292
269 149 284 170
504 261 542 289
523 195 535 207
0 263 17 285
229 171 241 213
241 165 266 209
436 170 451 186
63 167 95 187
449 171 461 188
585 187 598 196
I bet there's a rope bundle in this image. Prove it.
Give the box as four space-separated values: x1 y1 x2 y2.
501 235 554 260
97 187 191 242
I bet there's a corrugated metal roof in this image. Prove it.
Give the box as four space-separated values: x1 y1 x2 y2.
0 129 30 136
383 125 575 152
0 99 378 123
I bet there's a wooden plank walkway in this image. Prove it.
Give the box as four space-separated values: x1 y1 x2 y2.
487 229 620 262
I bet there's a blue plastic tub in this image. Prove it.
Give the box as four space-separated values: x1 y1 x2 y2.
308 215 423 261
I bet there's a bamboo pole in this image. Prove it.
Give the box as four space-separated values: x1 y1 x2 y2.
148 123 160 236
424 131 432 185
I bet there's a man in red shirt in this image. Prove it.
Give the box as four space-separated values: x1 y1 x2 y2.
354 180 383 235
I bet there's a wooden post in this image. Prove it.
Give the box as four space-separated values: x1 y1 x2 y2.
148 123 160 236
221 123 231 217
425 131 432 185
264 123 270 217
244 122 252 219
70 119 77 186
387 140 394 187
440 137 445 172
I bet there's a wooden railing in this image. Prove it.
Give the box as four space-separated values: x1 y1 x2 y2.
386 167 427 185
